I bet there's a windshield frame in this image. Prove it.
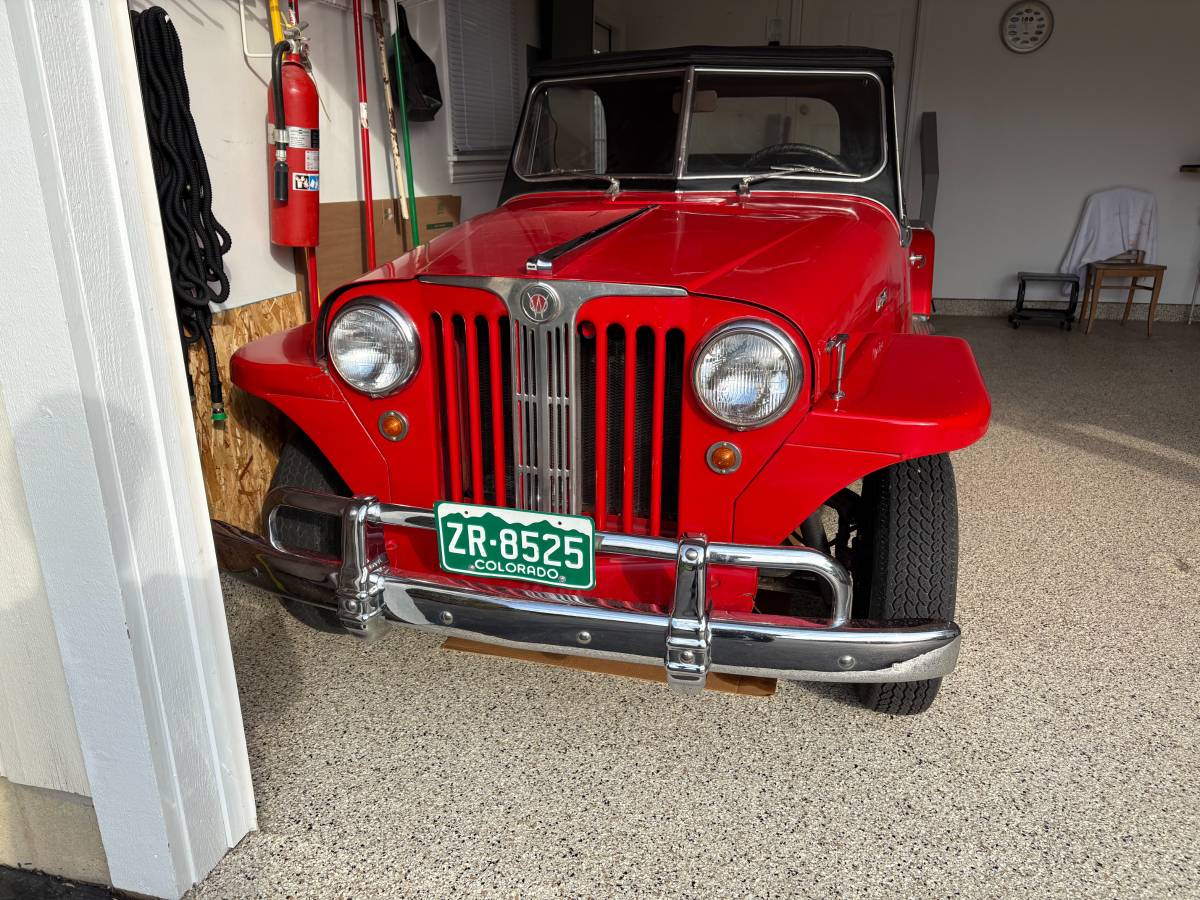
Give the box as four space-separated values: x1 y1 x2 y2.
512 65 890 187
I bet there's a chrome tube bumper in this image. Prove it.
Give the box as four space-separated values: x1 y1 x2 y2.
212 488 960 694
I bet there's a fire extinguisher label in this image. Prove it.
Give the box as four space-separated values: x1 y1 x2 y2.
304 150 320 172
286 126 319 150
292 173 319 192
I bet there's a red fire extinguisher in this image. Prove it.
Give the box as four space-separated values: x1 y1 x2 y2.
268 40 319 248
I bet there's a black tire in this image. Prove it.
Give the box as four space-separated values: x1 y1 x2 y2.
851 454 958 715
269 430 351 634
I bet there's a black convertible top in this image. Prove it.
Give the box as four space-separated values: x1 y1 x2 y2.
531 45 894 80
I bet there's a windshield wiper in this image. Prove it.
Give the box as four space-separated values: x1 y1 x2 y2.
542 168 621 198
737 164 847 196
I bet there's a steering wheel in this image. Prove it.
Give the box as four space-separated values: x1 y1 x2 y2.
743 142 851 173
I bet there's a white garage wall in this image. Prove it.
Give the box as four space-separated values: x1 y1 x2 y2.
138 0 537 310
594 0 799 49
0 392 91 799
909 0 1200 304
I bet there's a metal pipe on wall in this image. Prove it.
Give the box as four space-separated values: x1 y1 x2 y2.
351 0 377 271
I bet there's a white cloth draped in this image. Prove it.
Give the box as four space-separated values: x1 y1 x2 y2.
1059 188 1158 289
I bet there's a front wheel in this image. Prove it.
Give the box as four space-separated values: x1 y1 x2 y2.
268 430 351 634
851 454 959 715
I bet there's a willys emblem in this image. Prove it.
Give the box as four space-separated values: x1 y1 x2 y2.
520 283 561 323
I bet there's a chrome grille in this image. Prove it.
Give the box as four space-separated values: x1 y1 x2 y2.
512 320 578 514
422 276 687 531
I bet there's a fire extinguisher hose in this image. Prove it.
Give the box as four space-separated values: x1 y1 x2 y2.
271 40 291 202
130 7 232 422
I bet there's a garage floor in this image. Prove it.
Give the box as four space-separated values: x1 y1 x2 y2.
192 317 1200 899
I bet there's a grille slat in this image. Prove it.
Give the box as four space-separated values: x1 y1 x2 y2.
487 318 507 506
621 331 638 531
464 317 486 502
592 325 609 531
438 310 684 536
649 329 667 535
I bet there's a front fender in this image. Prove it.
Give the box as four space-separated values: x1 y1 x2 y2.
230 324 391 498
733 332 989 544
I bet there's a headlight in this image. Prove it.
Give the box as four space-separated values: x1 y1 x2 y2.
328 300 419 395
692 320 802 428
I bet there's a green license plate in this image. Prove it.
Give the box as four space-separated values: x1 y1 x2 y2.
435 502 596 590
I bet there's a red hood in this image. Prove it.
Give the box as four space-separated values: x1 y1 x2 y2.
370 191 902 343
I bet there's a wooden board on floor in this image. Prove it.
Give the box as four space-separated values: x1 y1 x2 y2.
188 290 307 532
442 637 777 696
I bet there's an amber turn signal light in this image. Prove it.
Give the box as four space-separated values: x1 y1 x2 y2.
378 410 409 441
706 441 742 474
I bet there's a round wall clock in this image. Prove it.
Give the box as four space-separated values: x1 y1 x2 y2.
1001 2 1054 54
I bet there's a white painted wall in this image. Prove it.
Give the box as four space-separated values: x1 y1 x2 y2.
908 0 1200 304
140 0 538 309
0 392 91 799
595 0 798 49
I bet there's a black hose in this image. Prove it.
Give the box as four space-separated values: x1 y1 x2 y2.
271 41 291 202
129 6 232 421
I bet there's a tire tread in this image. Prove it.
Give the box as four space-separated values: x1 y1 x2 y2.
856 454 958 715
269 431 351 634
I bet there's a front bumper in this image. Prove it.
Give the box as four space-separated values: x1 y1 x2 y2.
212 488 960 694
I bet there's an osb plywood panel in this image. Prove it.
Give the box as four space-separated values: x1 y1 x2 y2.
189 290 307 532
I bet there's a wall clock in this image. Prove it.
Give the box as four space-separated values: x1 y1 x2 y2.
1001 2 1054 54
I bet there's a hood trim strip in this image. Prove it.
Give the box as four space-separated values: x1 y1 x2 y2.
525 205 657 274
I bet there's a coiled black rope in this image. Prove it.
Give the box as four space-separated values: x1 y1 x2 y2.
130 6 232 421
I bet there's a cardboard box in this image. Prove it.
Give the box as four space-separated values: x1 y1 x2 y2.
313 194 461 295
316 198 409 295
412 194 461 247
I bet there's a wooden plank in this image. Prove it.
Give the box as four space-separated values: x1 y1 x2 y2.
442 638 778 696
188 290 307 532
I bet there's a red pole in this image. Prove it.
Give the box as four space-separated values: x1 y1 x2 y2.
351 0 376 270
305 247 320 320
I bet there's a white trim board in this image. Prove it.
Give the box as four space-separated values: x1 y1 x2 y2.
0 2 254 897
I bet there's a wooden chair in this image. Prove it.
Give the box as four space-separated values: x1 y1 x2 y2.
1080 250 1167 336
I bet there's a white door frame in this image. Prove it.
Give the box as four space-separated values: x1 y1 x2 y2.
0 2 254 896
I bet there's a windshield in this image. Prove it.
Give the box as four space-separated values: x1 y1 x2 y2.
516 71 685 177
685 72 884 178
514 69 885 184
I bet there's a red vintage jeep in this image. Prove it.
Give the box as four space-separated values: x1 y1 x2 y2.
214 46 990 714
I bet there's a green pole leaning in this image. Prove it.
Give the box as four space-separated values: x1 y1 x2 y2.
392 26 420 248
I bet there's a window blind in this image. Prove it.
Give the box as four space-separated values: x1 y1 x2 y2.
444 0 521 157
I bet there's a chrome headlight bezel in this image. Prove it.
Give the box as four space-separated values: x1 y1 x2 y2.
691 319 803 429
327 298 420 397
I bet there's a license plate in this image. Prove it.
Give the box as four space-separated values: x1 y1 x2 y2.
435 502 596 590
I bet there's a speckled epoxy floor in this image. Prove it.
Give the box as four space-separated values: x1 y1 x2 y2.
191 317 1200 899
